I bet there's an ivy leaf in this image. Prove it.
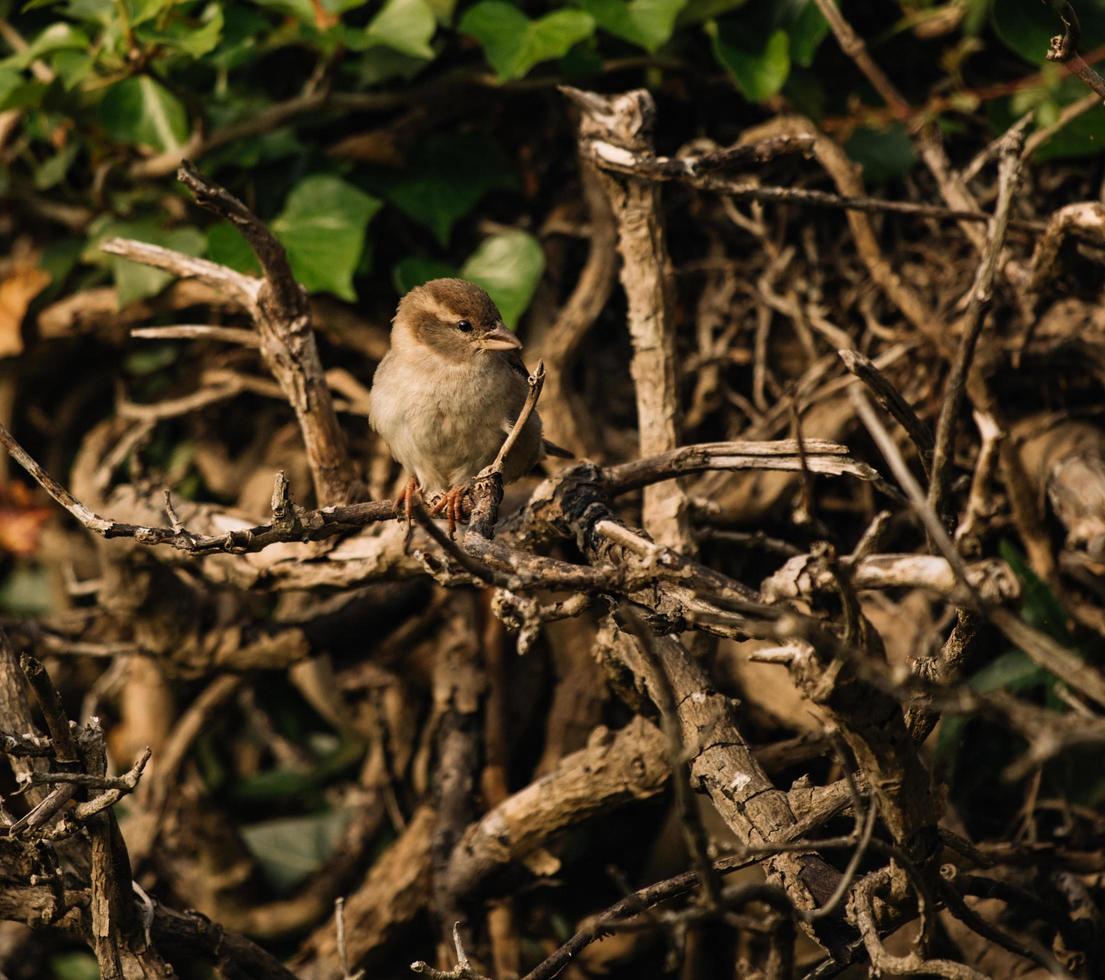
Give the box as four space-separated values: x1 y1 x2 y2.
459 1 595 80
240 808 352 892
392 256 457 294
707 22 789 102
844 123 918 184
135 3 224 58
789 0 828 68
0 22 87 70
364 0 436 58
206 224 260 276
271 175 381 300
579 0 686 52
99 76 189 152
460 229 544 329
380 133 515 245
88 220 207 307
127 0 176 27
0 69 45 112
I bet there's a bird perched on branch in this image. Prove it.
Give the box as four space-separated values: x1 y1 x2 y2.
369 278 570 534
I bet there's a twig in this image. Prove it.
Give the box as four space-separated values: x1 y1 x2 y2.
335 897 365 980
838 349 933 473
411 922 492 980
131 324 261 346
1044 0 1105 99
584 144 1043 234
927 123 1025 527
852 386 1105 709
467 362 546 537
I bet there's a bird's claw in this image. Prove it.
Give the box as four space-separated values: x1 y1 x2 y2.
429 487 467 538
396 477 421 525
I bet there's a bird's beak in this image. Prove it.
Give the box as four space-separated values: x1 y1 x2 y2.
478 325 523 352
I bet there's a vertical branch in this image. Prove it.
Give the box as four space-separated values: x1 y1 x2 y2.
563 87 692 549
176 161 355 507
430 599 487 963
927 127 1025 526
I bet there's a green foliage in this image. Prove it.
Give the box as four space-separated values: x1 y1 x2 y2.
707 22 789 102
378 133 516 245
461 229 545 329
49 952 100 980
0 564 53 616
459 2 595 80
579 0 687 53
393 229 543 328
6 0 1105 325
83 219 206 306
240 808 352 891
99 76 190 153
844 123 919 184
270 175 382 300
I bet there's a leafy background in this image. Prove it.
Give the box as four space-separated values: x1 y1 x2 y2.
4 0 1105 976
5 0 1105 322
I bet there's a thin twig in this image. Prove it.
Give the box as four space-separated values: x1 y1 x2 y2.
927 123 1025 527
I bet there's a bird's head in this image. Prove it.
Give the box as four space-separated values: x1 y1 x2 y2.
392 278 521 360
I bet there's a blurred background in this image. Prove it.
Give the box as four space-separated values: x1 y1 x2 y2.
2 0 1105 977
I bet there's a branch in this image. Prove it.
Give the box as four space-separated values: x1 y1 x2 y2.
928 123 1025 526
466 361 546 538
566 86 692 549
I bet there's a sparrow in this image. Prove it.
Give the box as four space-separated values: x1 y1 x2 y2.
368 278 570 533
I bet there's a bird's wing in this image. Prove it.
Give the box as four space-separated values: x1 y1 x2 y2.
503 349 529 381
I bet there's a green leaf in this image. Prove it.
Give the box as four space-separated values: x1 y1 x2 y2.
127 0 174 26
206 224 260 276
50 49 93 89
460 229 544 329
677 0 747 26
240 808 352 892
789 0 828 68
708 22 789 102
459 1 595 80
271 175 381 300
425 0 457 22
579 0 686 52
49 952 100 980
380 133 515 245
33 140 78 190
0 21 87 70
844 122 918 184
364 0 436 58
85 219 206 306
99 76 189 152
969 650 1047 693
0 564 54 616
0 68 45 111
135 3 224 57
393 256 457 294
999 539 1073 643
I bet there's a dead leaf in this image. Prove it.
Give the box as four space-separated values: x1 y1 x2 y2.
0 261 50 358
0 483 52 556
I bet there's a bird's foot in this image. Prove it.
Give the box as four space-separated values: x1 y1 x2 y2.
396 477 421 525
429 486 467 538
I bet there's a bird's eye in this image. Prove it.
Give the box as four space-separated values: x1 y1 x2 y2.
456 320 473 333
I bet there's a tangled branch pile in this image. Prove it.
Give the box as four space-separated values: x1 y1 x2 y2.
3 1 1105 978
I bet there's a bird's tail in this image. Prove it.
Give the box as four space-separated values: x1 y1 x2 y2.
542 438 574 459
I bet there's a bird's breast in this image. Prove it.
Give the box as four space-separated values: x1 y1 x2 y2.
369 349 529 491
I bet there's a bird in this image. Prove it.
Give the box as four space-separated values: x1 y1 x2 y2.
368 278 571 534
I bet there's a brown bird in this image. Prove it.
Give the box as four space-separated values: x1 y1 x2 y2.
369 278 570 533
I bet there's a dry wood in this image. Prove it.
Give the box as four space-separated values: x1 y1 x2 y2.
566 87 691 550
